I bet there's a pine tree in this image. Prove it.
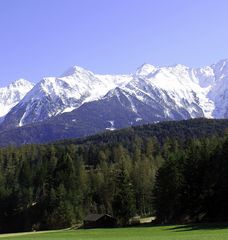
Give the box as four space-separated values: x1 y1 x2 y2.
112 157 135 226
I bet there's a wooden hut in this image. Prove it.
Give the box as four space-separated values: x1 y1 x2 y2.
83 214 117 228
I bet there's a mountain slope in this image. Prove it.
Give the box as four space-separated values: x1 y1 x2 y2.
0 79 34 120
209 59 228 118
0 117 227 147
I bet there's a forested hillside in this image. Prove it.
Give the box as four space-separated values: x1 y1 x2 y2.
0 118 227 147
0 119 227 233
58 118 228 147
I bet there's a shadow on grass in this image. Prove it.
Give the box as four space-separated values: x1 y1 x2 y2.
127 221 228 232
77 222 228 232
169 222 228 232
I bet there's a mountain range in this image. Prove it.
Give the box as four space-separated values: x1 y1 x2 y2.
0 59 228 146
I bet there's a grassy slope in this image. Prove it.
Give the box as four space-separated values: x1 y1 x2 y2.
2 225 228 240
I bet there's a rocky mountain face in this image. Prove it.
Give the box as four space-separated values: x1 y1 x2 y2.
0 59 228 145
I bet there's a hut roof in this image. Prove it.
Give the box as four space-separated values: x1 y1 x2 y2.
84 214 114 222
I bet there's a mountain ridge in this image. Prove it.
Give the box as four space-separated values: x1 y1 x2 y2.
0 59 228 146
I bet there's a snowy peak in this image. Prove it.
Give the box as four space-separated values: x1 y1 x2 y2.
10 78 33 87
212 59 228 79
135 63 157 76
22 77 63 103
8 78 34 90
213 58 228 70
60 65 94 78
0 79 34 118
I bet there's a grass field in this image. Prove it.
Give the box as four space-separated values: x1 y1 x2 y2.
1 224 228 240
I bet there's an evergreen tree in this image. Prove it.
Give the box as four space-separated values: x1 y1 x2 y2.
112 157 135 225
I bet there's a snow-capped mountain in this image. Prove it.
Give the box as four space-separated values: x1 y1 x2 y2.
1 59 228 132
209 59 228 118
0 79 34 120
1 66 132 129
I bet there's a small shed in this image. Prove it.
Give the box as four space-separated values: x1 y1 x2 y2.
84 214 117 228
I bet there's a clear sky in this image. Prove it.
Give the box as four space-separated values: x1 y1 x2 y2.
1 0 228 86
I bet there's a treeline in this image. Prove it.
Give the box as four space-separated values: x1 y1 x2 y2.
0 119 227 233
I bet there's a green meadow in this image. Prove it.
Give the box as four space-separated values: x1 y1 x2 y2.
2 224 228 240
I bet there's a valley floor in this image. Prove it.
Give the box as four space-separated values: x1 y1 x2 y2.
1 224 228 240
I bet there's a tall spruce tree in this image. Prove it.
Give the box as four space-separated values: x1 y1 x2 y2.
112 147 135 225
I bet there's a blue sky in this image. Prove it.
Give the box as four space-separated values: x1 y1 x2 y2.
0 0 228 86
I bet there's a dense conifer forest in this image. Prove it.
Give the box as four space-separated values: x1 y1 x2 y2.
0 119 227 233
